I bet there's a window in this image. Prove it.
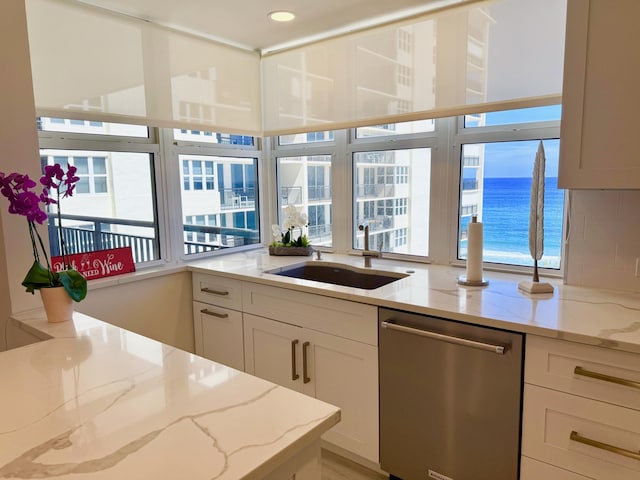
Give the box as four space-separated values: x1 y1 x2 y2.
38 117 148 137
180 155 259 254
279 130 335 145
277 155 332 247
457 140 563 269
39 148 158 263
355 119 434 138
274 106 562 273
353 148 430 256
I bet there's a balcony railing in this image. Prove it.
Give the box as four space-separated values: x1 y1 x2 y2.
356 183 395 198
220 188 256 210
48 213 260 263
281 186 302 206
48 213 158 263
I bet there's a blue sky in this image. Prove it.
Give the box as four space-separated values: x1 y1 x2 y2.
480 106 561 178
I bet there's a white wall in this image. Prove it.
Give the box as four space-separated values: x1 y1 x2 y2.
0 0 46 351
77 272 195 352
565 190 640 293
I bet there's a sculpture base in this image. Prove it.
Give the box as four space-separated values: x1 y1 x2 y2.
518 280 554 294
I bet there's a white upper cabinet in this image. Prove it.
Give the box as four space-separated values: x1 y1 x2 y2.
558 0 640 189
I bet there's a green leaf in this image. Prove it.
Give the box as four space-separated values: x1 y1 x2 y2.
58 269 88 302
21 261 57 293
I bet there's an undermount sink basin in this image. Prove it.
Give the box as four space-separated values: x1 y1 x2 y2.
265 261 408 290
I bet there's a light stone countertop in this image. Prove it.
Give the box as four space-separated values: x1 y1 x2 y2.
189 249 640 355
1 311 340 479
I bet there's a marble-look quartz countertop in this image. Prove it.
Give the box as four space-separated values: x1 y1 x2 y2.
1 311 340 479
189 250 640 355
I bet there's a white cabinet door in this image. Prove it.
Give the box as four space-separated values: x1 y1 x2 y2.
243 313 380 463
558 0 640 189
244 314 304 392
193 301 244 371
306 328 379 463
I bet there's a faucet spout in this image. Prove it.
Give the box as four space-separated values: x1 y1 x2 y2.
359 221 380 268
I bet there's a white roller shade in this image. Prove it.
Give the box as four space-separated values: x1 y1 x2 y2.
25 0 262 134
262 0 566 135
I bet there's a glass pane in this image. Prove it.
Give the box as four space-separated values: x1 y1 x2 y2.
353 148 430 256
93 157 107 174
458 139 563 269
279 131 335 145
40 149 159 264
180 154 259 254
277 155 332 247
355 120 435 138
38 117 148 137
73 156 89 174
464 105 562 128
173 129 255 146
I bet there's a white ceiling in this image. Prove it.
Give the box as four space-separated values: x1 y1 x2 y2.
77 0 474 53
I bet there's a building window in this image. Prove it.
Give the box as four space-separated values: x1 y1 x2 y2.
182 159 215 191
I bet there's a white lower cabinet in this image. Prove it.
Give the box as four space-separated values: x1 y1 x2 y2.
521 335 640 480
244 313 379 463
193 300 244 371
520 457 590 480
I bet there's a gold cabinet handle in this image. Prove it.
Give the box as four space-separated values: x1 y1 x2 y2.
302 341 311 384
574 366 640 390
201 287 229 296
570 431 640 461
200 308 229 319
291 340 299 381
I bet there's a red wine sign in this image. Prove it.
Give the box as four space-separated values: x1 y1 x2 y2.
52 247 136 280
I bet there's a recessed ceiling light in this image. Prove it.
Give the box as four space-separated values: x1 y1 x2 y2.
269 10 296 22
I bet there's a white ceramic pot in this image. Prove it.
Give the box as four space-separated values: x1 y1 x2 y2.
39 286 74 323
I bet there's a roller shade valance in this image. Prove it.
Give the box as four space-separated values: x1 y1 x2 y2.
25 0 262 135
25 0 565 136
261 0 566 135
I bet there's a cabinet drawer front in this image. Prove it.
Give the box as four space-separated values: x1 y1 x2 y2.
522 384 640 480
526 335 640 410
193 301 244 371
193 273 242 310
242 282 377 345
521 456 590 480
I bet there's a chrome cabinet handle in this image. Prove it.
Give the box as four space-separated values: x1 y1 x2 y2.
381 320 506 354
574 366 640 390
291 340 300 381
302 341 311 384
200 308 229 319
570 430 640 461
201 287 229 296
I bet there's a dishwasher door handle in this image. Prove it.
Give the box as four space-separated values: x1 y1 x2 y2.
381 320 506 354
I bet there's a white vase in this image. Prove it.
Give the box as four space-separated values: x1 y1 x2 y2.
39 286 74 323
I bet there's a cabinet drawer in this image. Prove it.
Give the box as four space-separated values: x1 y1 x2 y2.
193 301 244 371
242 282 377 345
193 273 243 310
522 384 640 480
520 456 590 480
526 335 640 410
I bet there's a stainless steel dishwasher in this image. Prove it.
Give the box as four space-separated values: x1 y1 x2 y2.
379 308 524 480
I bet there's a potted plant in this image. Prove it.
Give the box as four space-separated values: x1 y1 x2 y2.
269 204 312 256
0 163 87 322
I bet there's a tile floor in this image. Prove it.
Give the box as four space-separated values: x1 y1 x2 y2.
321 450 388 480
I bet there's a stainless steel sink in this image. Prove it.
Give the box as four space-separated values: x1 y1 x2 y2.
265 261 408 290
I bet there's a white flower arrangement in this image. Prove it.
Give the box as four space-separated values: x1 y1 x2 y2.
271 204 310 247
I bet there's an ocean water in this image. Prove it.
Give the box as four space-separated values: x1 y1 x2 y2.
462 177 564 269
